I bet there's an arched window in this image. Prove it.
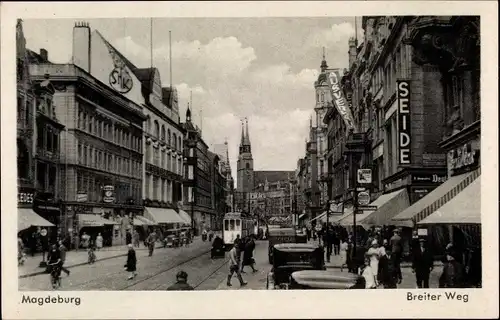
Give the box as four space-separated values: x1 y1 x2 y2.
154 120 160 138
178 136 181 150
246 163 250 169
161 125 166 141
167 129 171 146
173 133 177 150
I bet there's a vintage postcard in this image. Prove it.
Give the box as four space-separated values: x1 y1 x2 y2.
1 1 498 319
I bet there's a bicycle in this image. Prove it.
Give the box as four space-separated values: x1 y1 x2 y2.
47 261 62 289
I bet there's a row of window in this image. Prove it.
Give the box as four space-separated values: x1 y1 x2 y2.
76 170 141 204
77 109 142 153
145 144 183 176
145 118 182 151
144 173 176 203
36 125 59 154
77 143 142 178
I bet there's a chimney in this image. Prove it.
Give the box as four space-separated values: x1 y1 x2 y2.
40 48 48 62
72 21 91 72
348 37 357 68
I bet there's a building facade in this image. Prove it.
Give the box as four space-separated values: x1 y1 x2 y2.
17 19 37 215
183 107 219 234
212 141 235 213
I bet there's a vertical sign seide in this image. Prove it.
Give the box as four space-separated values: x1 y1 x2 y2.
397 80 411 165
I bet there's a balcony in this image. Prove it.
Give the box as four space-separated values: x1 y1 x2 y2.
36 149 60 163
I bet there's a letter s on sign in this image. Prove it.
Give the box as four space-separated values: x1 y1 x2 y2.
398 81 409 97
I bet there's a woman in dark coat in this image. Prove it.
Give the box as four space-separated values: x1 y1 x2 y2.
241 236 257 273
125 244 137 280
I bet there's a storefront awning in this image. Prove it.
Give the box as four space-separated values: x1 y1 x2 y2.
178 210 192 225
18 208 55 231
418 177 481 225
144 207 186 224
392 169 481 225
339 189 409 227
133 215 157 226
310 212 326 222
78 214 119 228
327 208 354 224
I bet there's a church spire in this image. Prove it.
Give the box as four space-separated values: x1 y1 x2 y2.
186 102 191 122
240 119 245 146
320 47 328 72
243 117 251 146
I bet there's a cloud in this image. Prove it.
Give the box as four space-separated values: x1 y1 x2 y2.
111 34 321 177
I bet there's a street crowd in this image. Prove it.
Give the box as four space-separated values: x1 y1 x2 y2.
305 223 481 289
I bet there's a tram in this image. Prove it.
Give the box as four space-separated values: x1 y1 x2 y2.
222 212 254 248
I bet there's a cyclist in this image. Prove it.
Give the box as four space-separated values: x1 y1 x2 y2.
47 244 62 288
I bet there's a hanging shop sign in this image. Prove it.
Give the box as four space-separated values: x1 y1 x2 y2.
102 185 115 203
448 142 479 174
327 69 356 132
397 80 411 165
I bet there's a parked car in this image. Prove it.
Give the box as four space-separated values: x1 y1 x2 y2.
266 243 325 290
267 228 302 264
289 270 365 289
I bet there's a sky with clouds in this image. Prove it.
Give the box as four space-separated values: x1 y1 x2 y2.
22 17 362 180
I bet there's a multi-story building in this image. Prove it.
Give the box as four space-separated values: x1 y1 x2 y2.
212 141 235 213
314 53 335 207
182 106 219 234
208 150 227 229
295 158 307 221
17 19 37 221
392 16 481 255
27 50 66 232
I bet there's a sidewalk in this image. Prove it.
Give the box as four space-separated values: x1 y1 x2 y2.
19 237 202 278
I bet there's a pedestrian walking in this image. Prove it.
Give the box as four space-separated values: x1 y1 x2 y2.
95 233 103 251
147 230 157 256
339 239 348 272
366 239 382 286
439 247 465 288
227 244 247 287
133 230 140 248
241 235 258 273
167 271 194 290
125 229 132 246
378 249 398 289
124 244 137 280
360 257 377 289
58 240 71 276
390 229 403 283
333 230 340 256
81 232 90 249
411 238 433 288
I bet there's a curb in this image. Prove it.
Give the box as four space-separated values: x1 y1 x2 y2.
18 243 183 279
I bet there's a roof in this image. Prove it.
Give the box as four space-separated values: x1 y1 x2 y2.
254 171 294 186
274 243 319 252
26 49 51 64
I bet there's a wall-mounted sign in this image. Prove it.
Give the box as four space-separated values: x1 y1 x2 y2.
357 169 372 184
448 143 479 173
357 192 370 205
102 185 115 203
76 193 88 203
18 192 34 204
412 173 447 184
397 80 411 165
109 66 133 93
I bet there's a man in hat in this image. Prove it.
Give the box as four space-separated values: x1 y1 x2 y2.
167 271 194 290
412 238 434 288
378 248 399 288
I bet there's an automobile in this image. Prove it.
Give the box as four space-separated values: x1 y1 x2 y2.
266 243 325 290
289 270 366 289
165 234 179 248
267 227 301 263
